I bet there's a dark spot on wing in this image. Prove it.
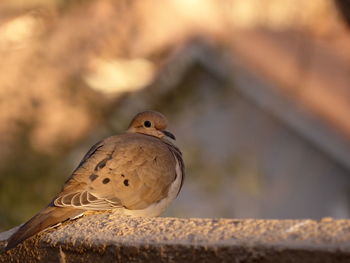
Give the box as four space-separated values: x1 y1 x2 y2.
103 178 110 184
89 174 98 181
121 174 125 177
94 157 111 171
123 179 129 186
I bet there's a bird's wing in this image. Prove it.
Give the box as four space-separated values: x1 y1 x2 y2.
54 133 180 211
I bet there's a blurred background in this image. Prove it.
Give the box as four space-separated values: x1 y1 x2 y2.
0 0 350 231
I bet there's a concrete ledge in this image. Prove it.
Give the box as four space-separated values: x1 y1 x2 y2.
1 214 350 262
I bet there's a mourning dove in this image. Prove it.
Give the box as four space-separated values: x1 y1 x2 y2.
5 110 184 251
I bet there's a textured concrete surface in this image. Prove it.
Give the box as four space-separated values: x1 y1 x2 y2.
1 214 350 262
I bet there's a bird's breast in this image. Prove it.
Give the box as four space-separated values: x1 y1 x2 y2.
121 155 183 217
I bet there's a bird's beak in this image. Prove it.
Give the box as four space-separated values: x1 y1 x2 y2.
162 130 176 140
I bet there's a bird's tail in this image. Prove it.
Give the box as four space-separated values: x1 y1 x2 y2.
5 205 83 251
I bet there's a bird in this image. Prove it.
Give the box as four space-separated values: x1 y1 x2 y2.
5 110 184 251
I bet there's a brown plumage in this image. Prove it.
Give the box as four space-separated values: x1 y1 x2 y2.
5 111 184 251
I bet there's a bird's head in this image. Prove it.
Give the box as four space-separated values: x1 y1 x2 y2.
127 111 176 140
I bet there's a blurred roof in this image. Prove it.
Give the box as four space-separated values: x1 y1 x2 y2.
0 0 349 165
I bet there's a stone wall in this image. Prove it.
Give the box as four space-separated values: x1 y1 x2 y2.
1 214 350 262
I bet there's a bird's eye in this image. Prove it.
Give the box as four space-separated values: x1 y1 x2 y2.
144 120 152 128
